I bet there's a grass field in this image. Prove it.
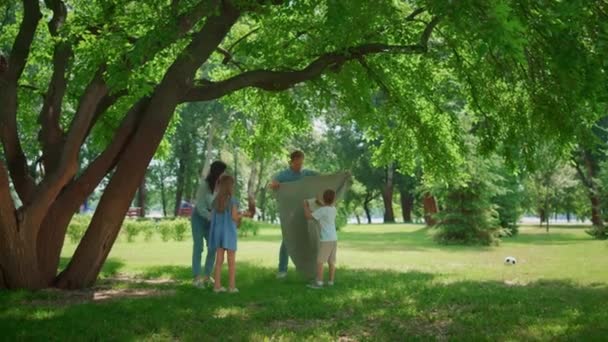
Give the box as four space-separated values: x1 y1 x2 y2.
2 224 608 341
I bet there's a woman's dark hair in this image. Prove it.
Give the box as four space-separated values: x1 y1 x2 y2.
206 161 227 192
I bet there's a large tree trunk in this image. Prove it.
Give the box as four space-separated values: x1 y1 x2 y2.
54 7 240 289
36 99 147 285
423 193 438 226
400 189 414 223
382 164 395 223
0 162 44 289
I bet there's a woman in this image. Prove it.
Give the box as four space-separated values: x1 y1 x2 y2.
192 160 227 288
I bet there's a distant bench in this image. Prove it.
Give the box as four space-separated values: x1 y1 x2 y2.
126 207 142 218
177 207 193 217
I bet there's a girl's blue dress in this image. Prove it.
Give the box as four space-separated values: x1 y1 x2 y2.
209 197 239 251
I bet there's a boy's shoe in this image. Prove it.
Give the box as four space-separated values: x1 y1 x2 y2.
228 287 239 293
327 281 334 286
213 287 227 293
193 279 203 288
307 281 323 289
276 272 288 279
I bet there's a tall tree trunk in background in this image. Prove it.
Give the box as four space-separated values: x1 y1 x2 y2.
160 166 168 217
423 193 438 226
400 189 414 223
574 150 604 228
137 176 146 217
247 161 258 216
382 164 395 223
254 159 267 220
363 191 374 224
233 143 239 199
259 187 267 221
174 157 186 216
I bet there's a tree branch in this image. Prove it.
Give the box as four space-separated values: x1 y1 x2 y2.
4 0 41 81
227 27 260 51
183 43 426 101
61 98 149 205
38 0 70 172
44 0 67 35
183 17 440 102
0 160 17 229
0 0 42 204
25 69 109 224
406 8 426 21
38 44 71 172
216 46 246 71
82 90 128 144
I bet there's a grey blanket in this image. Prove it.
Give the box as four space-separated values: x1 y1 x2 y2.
274 172 352 279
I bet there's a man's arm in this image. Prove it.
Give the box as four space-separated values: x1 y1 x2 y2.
270 170 285 190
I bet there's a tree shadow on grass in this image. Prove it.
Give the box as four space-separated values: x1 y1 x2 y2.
58 257 126 278
504 232 593 246
2 263 608 341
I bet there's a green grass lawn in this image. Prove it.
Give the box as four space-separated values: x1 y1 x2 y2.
2 224 608 341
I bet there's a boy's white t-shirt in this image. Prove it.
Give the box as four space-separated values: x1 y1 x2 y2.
312 206 337 241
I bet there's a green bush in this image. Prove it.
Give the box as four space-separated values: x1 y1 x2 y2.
123 221 141 243
172 219 189 241
67 222 87 244
239 219 261 237
143 224 155 242
586 226 608 240
67 215 91 243
157 220 173 242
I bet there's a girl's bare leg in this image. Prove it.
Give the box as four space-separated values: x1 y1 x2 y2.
227 250 236 289
214 248 225 289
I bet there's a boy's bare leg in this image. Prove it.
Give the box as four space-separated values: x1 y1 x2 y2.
316 262 324 283
329 263 336 283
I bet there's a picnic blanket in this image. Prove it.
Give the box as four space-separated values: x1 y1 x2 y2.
274 172 352 279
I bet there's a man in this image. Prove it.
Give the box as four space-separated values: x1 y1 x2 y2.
270 150 319 278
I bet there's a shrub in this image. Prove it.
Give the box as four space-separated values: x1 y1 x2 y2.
239 219 261 237
157 220 173 242
172 219 189 241
123 221 141 243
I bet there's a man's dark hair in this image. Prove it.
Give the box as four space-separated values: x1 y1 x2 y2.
290 150 304 161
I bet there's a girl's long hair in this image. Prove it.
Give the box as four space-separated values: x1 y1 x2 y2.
214 174 235 212
206 161 227 193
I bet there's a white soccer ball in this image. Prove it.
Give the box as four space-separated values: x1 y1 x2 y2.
504 256 517 265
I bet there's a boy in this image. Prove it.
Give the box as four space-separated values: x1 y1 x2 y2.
304 189 337 289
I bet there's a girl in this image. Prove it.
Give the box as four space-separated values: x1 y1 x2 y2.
209 174 253 293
